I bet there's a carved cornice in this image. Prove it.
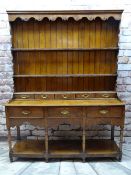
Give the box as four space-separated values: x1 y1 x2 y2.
7 10 123 22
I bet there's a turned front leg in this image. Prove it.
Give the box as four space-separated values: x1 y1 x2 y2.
82 117 86 162
118 126 124 161
45 119 48 162
111 125 115 141
16 126 21 140
7 127 13 162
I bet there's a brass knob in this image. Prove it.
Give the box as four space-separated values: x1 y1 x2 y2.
62 95 68 99
22 110 31 115
102 94 110 98
82 94 90 98
41 95 47 99
21 95 29 99
61 110 69 115
99 110 109 115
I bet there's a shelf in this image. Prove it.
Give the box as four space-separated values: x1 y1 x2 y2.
49 140 82 156
13 74 117 78
47 139 119 157
11 48 119 51
12 140 45 157
11 139 119 159
86 139 119 156
14 91 116 94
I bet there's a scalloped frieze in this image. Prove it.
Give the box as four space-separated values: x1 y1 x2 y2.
8 13 122 22
86 118 124 127
9 118 45 128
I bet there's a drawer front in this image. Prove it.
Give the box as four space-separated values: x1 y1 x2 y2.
75 93 94 99
8 107 43 118
35 94 54 100
55 94 74 100
86 107 123 118
95 93 117 98
47 107 83 118
13 94 34 100
48 118 83 127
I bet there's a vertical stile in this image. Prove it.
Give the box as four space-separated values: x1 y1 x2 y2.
112 19 117 47
11 22 16 48
12 22 17 93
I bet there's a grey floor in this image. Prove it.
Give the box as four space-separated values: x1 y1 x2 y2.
0 142 131 175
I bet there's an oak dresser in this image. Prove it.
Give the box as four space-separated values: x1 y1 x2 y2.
5 10 125 162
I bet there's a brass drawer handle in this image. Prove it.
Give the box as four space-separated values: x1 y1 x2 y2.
21 95 29 99
62 95 68 99
82 94 90 98
102 94 110 98
99 110 109 115
61 110 69 115
22 111 31 115
41 95 47 99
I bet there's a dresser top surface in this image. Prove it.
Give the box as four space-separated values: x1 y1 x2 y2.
5 99 124 107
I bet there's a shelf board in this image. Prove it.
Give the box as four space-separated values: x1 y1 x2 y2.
12 140 45 157
48 139 119 157
11 139 119 158
14 91 116 95
49 140 82 155
13 74 117 78
86 139 119 156
11 48 119 51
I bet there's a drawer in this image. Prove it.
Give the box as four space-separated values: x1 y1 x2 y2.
86 106 123 118
55 94 74 100
8 107 43 118
48 118 83 127
35 94 54 100
47 107 83 118
13 94 34 100
95 93 117 98
75 93 94 99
